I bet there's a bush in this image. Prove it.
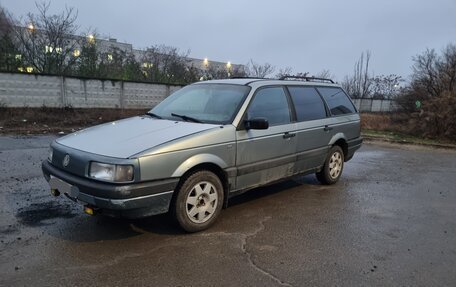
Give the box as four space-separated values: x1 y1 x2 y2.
394 44 456 141
418 91 456 140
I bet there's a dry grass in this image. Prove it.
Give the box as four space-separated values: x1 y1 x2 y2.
361 113 418 135
360 113 393 131
0 107 148 134
0 109 399 135
1 108 453 145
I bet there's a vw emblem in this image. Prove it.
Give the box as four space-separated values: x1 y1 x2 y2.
63 154 70 167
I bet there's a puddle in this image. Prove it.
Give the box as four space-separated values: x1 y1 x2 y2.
16 201 77 227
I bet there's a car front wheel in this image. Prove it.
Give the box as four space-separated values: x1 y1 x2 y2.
173 170 224 232
316 145 344 185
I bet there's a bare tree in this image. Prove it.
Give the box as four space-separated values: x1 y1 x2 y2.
230 65 247 78
371 74 403 99
411 45 456 98
396 44 456 140
0 6 12 38
275 66 293 79
397 43 456 112
343 51 372 98
74 32 99 77
12 1 82 75
411 48 441 98
140 45 196 83
97 47 142 81
245 59 275 78
0 6 20 72
313 69 335 80
205 65 230 80
439 44 456 93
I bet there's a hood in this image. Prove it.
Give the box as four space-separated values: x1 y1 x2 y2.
56 116 219 158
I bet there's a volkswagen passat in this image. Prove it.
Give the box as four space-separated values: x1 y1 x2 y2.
42 77 362 232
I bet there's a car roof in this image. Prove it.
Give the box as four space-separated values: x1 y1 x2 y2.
193 78 341 88
194 78 265 85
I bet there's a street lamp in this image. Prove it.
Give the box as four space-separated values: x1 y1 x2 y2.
27 23 35 31
87 34 95 44
226 61 232 78
201 58 210 80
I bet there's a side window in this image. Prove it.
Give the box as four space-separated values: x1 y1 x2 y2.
247 87 291 126
288 86 327 121
317 87 356 115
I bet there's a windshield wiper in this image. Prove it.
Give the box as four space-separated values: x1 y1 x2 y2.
171 113 202 123
145 112 162 119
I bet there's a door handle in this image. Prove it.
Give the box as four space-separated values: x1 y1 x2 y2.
283 132 296 139
324 125 333 132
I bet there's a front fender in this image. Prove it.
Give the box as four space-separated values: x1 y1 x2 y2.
171 153 228 177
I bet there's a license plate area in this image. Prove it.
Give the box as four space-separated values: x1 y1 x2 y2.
49 175 80 200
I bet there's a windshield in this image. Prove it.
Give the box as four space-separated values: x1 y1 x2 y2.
150 84 250 124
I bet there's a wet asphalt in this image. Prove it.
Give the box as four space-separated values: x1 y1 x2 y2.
0 135 455 286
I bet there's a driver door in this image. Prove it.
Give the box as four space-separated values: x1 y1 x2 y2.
235 86 297 190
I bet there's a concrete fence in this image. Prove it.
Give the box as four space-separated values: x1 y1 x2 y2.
0 72 183 109
0 72 398 112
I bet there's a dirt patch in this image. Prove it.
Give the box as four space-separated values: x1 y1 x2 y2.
16 201 77 227
0 107 147 134
0 224 19 235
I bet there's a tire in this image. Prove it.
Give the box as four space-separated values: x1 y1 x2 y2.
316 145 344 185
173 170 224 232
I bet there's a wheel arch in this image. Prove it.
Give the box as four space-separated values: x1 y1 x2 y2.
171 154 230 208
329 133 348 160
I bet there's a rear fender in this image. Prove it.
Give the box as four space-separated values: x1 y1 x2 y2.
328 133 347 146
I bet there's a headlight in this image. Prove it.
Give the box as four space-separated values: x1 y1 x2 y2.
48 148 53 162
89 162 134 182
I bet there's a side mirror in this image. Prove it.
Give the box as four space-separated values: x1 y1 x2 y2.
245 117 269 130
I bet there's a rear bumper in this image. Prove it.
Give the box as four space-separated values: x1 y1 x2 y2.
346 137 363 161
42 160 179 218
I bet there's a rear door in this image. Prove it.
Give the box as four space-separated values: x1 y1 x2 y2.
287 86 332 172
316 87 359 141
235 86 297 190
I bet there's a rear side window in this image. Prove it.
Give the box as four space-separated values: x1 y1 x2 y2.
317 87 356 115
288 87 327 121
247 87 291 126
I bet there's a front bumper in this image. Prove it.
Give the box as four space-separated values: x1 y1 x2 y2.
42 161 179 218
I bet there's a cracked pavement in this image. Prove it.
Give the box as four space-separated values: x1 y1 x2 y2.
1 135 456 286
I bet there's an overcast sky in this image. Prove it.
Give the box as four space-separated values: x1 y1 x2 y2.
2 0 455 81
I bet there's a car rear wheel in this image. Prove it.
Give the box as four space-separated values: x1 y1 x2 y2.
316 145 344 185
173 170 224 232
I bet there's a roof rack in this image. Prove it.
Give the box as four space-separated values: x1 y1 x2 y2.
279 75 334 84
230 76 267 79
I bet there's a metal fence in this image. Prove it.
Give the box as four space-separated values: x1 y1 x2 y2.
352 98 399 112
0 72 183 109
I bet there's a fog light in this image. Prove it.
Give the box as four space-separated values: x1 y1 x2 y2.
84 205 95 216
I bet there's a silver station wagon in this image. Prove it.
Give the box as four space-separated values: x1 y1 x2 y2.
42 76 362 232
